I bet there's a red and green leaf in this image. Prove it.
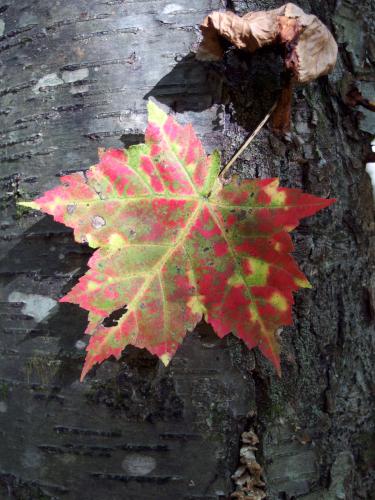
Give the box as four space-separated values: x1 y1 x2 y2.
20 101 335 380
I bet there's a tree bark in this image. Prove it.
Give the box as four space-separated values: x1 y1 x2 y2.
0 0 374 499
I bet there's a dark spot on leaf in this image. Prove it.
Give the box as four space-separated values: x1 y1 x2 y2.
238 210 247 221
103 306 127 327
203 247 209 252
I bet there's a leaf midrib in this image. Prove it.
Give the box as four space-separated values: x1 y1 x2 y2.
158 122 198 196
51 194 325 211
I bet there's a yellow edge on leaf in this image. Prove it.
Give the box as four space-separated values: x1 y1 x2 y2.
17 201 40 210
147 99 168 125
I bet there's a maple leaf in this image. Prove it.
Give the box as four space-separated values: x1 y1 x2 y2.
20 101 335 380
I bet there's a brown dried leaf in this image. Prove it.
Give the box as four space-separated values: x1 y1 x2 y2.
232 464 247 480
231 428 267 500
283 4 338 83
242 429 260 445
197 3 337 84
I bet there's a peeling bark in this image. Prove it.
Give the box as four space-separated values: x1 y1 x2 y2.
0 0 374 499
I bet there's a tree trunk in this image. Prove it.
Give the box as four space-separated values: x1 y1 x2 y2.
0 0 374 499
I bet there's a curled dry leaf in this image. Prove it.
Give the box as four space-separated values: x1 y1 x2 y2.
231 427 266 500
197 3 337 84
198 3 338 132
242 430 259 446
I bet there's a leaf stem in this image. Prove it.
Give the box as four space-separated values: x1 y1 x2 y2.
219 101 278 180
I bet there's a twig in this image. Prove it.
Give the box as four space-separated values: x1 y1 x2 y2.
346 87 375 112
219 101 278 179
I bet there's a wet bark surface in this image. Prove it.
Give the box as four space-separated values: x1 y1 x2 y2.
0 0 374 499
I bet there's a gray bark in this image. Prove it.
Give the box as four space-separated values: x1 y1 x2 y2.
0 0 374 499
